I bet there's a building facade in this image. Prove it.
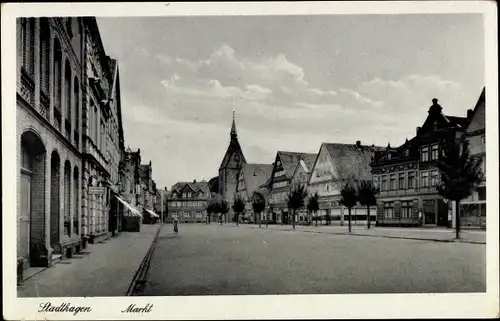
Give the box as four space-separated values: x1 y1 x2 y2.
308 142 378 225
138 162 157 215
235 163 273 222
290 156 316 222
168 180 211 223
81 17 118 243
268 151 317 224
218 112 246 222
457 88 486 228
17 17 85 268
371 98 471 227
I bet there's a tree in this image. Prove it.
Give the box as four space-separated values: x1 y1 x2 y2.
232 194 246 226
252 191 266 228
286 184 308 229
206 199 219 224
436 139 484 239
307 192 319 226
357 180 379 229
219 199 229 225
340 178 358 233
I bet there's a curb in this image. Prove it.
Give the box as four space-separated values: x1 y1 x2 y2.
126 224 163 296
241 225 485 245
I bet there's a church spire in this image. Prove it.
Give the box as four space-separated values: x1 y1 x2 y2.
230 110 237 141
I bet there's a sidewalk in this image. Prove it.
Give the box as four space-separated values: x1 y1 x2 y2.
230 223 486 244
17 224 161 297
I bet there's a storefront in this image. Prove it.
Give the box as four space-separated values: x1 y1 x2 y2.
116 196 142 232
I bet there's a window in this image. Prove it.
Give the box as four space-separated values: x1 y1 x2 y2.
373 176 380 189
381 175 388 191
404 149 409 157
398 173 405 189
182 192 187 198
390 174 396 190
401 201 412 219
431 144 439 160
408 172 415 189
430 170 439 186
420 147 429 162
387 153 392 160
420 171 429 187
384 202 394 219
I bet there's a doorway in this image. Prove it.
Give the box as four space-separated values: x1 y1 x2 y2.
19 131 46 268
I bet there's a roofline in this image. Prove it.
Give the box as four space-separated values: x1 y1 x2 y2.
464 86 486 133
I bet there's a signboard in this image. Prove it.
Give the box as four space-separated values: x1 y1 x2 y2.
89 187 105 194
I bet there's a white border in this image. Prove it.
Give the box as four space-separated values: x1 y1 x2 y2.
2 2 498 320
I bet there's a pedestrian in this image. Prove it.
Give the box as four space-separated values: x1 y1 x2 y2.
418 210 423 226
173 216 179 233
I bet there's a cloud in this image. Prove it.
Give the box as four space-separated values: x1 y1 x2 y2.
120 44 470 188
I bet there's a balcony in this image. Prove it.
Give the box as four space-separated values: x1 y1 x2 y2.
19 68 35 106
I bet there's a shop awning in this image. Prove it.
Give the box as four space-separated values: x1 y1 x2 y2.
145 209 160 218
116 196 143 218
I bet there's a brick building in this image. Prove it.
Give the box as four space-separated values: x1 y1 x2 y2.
17 18 85 268
168 180 211 223
371 98 472 227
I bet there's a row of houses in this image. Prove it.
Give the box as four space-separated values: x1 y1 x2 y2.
172 88 485 228
16 17 160 273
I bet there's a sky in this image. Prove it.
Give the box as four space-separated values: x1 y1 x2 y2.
96 14 485 190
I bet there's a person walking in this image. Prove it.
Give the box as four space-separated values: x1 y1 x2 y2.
173 216 179 233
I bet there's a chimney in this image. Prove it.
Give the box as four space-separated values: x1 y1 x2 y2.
356 140 361 148
467 109 473 120
416 126 421 135
193 179 196 183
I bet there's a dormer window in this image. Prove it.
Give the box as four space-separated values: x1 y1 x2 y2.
387 153 391 160
404 149 409 157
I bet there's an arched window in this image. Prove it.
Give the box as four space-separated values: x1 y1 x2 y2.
64 161 71 236
53 38 62 127
39 18 51 95
73 167 79 236
73 77 80 146
64 60 72 137
20 18 35 76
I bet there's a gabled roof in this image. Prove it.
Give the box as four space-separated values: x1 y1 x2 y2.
170 181 211 197
277 151 317 179
322 143 377 181
219 139 246 170
240 163 273 198
465 87 486 133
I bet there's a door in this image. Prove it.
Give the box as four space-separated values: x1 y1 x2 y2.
19 173 31 267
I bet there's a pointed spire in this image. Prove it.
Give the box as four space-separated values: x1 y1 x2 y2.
230 110 237 141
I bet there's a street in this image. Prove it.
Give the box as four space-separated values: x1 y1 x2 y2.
141 223 486 296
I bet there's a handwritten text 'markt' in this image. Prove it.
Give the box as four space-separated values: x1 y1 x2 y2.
121 304 153 313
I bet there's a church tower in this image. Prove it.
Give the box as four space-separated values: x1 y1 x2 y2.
218 111 246 210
